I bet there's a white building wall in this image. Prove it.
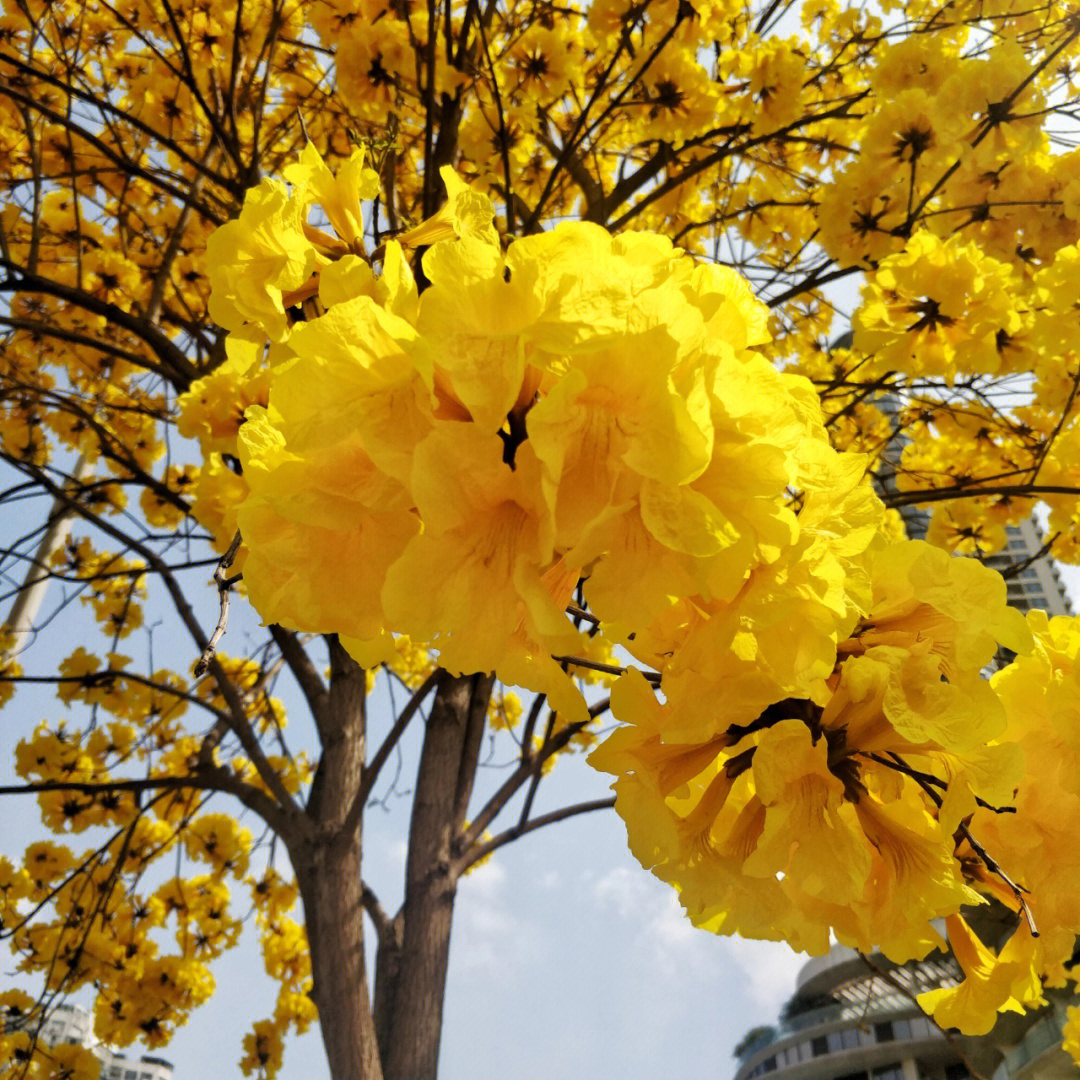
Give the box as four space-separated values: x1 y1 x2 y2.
40 1002 92 1048
98 1050 174 1080
35 1003 174 1080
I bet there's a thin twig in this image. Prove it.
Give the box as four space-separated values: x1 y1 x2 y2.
518 710 556 830
863 753 1017 815
459 796 616 872
550 654 661 684
956 821 1038 938
565 603 600 627
193 531 243 677
349 669 442 829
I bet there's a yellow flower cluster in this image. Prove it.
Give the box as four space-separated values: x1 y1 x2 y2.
0 628 20 707
4 819 229 1053
218 158 875 727
592 544 1025 955
958 614 1080 1048
235 871 314 1078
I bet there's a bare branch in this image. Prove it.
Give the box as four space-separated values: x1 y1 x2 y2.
885 483 1080 507
361 881 394 940
269 624 329 732
0 260 198 385
193 531 243 677
550 654 660 684
352 670 440 813
458 796 615 872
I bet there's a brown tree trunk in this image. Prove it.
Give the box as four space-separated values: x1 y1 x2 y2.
372 914 404 1065
298 838 384 1080
294 638 385 1080
379 671 493 1080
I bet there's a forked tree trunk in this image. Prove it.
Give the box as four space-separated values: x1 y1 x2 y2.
296 659 492 1080
378 671 493 1080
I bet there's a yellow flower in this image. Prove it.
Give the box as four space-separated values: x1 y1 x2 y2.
382 427 588 721
177 331 272 457
207 179 317 342
184 814 252 876
283 143 380 251
918 916 1044 1035
240 1018 286 1077
743 720 872 905
854 232 1024 379
1063 1005 1080 1068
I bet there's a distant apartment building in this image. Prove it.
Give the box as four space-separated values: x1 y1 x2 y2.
39 1000 93 1048
96 1048 174 1080
17 1001 174 1080
991 1005 1078 1080
871 395 1072 618
849 359 1073 619
982 518 1070 617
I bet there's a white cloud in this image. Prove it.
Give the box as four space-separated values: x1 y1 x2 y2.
463 857 506 897
652 891 698 951
454 858 539 980
538 870 561 890
591 867 707 978
592 865 651 919
590 865 802 995
719 936 802 1010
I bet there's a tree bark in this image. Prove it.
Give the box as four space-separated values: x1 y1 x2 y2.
294 638 384 1080
372 911 403 1063
298 838 384 1080
379 670 493 1080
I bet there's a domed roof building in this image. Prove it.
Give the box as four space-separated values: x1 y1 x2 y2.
733 945 1075 1080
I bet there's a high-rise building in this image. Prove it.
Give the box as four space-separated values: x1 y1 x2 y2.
847 353 1072 619
38 1001 93 1048
96 1048 174 1080
983 518 1071 617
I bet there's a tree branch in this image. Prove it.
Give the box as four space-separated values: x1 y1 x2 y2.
193 531 243 677
355 669 440 810
269 625 330 734
0 261 198 386
458 796 616 872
